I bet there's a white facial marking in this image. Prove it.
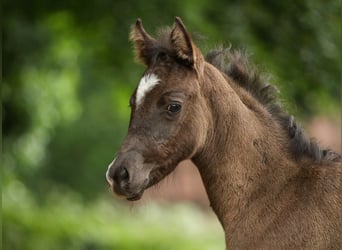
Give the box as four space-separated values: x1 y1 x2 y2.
106 158 116 186
136 74 161 107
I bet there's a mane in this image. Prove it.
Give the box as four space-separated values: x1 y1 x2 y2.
205 48 341 163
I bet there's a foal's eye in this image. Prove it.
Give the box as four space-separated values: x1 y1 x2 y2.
167 103 182 114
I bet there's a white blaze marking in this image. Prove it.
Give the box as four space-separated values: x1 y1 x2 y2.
106 158 116 186
136 74 160 107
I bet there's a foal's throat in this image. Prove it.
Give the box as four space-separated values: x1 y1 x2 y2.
192 106 263 229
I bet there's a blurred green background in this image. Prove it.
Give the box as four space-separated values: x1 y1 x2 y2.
2 0 340 249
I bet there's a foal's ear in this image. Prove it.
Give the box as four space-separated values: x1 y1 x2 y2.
170 17 197 66
130 19 156 65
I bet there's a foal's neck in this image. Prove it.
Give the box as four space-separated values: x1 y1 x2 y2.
192 63 298 239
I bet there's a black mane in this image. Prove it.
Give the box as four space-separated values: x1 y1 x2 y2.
205 48 340 163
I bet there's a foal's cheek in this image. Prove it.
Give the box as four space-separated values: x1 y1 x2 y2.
150 127 172 144
151 118 178 141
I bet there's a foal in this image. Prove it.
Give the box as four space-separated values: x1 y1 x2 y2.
106 17 342 249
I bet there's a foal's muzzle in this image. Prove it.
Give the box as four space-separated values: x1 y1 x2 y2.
106 152 149 201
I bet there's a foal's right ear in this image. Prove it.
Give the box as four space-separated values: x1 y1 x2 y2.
130 19 156 65
170 17 196 66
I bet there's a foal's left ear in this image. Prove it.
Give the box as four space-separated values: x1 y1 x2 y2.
130 19 156 65
170 17 197 66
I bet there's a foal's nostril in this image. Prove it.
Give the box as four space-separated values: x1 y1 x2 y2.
114 167 130 183
121 167 129 181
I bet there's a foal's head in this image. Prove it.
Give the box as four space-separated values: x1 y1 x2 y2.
106 17 210 200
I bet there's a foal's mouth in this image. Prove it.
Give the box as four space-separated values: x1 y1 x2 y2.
126 191 144 201
110 183 146 201
111 182 147 201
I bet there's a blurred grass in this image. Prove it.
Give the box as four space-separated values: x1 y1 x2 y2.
3 178 225 250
